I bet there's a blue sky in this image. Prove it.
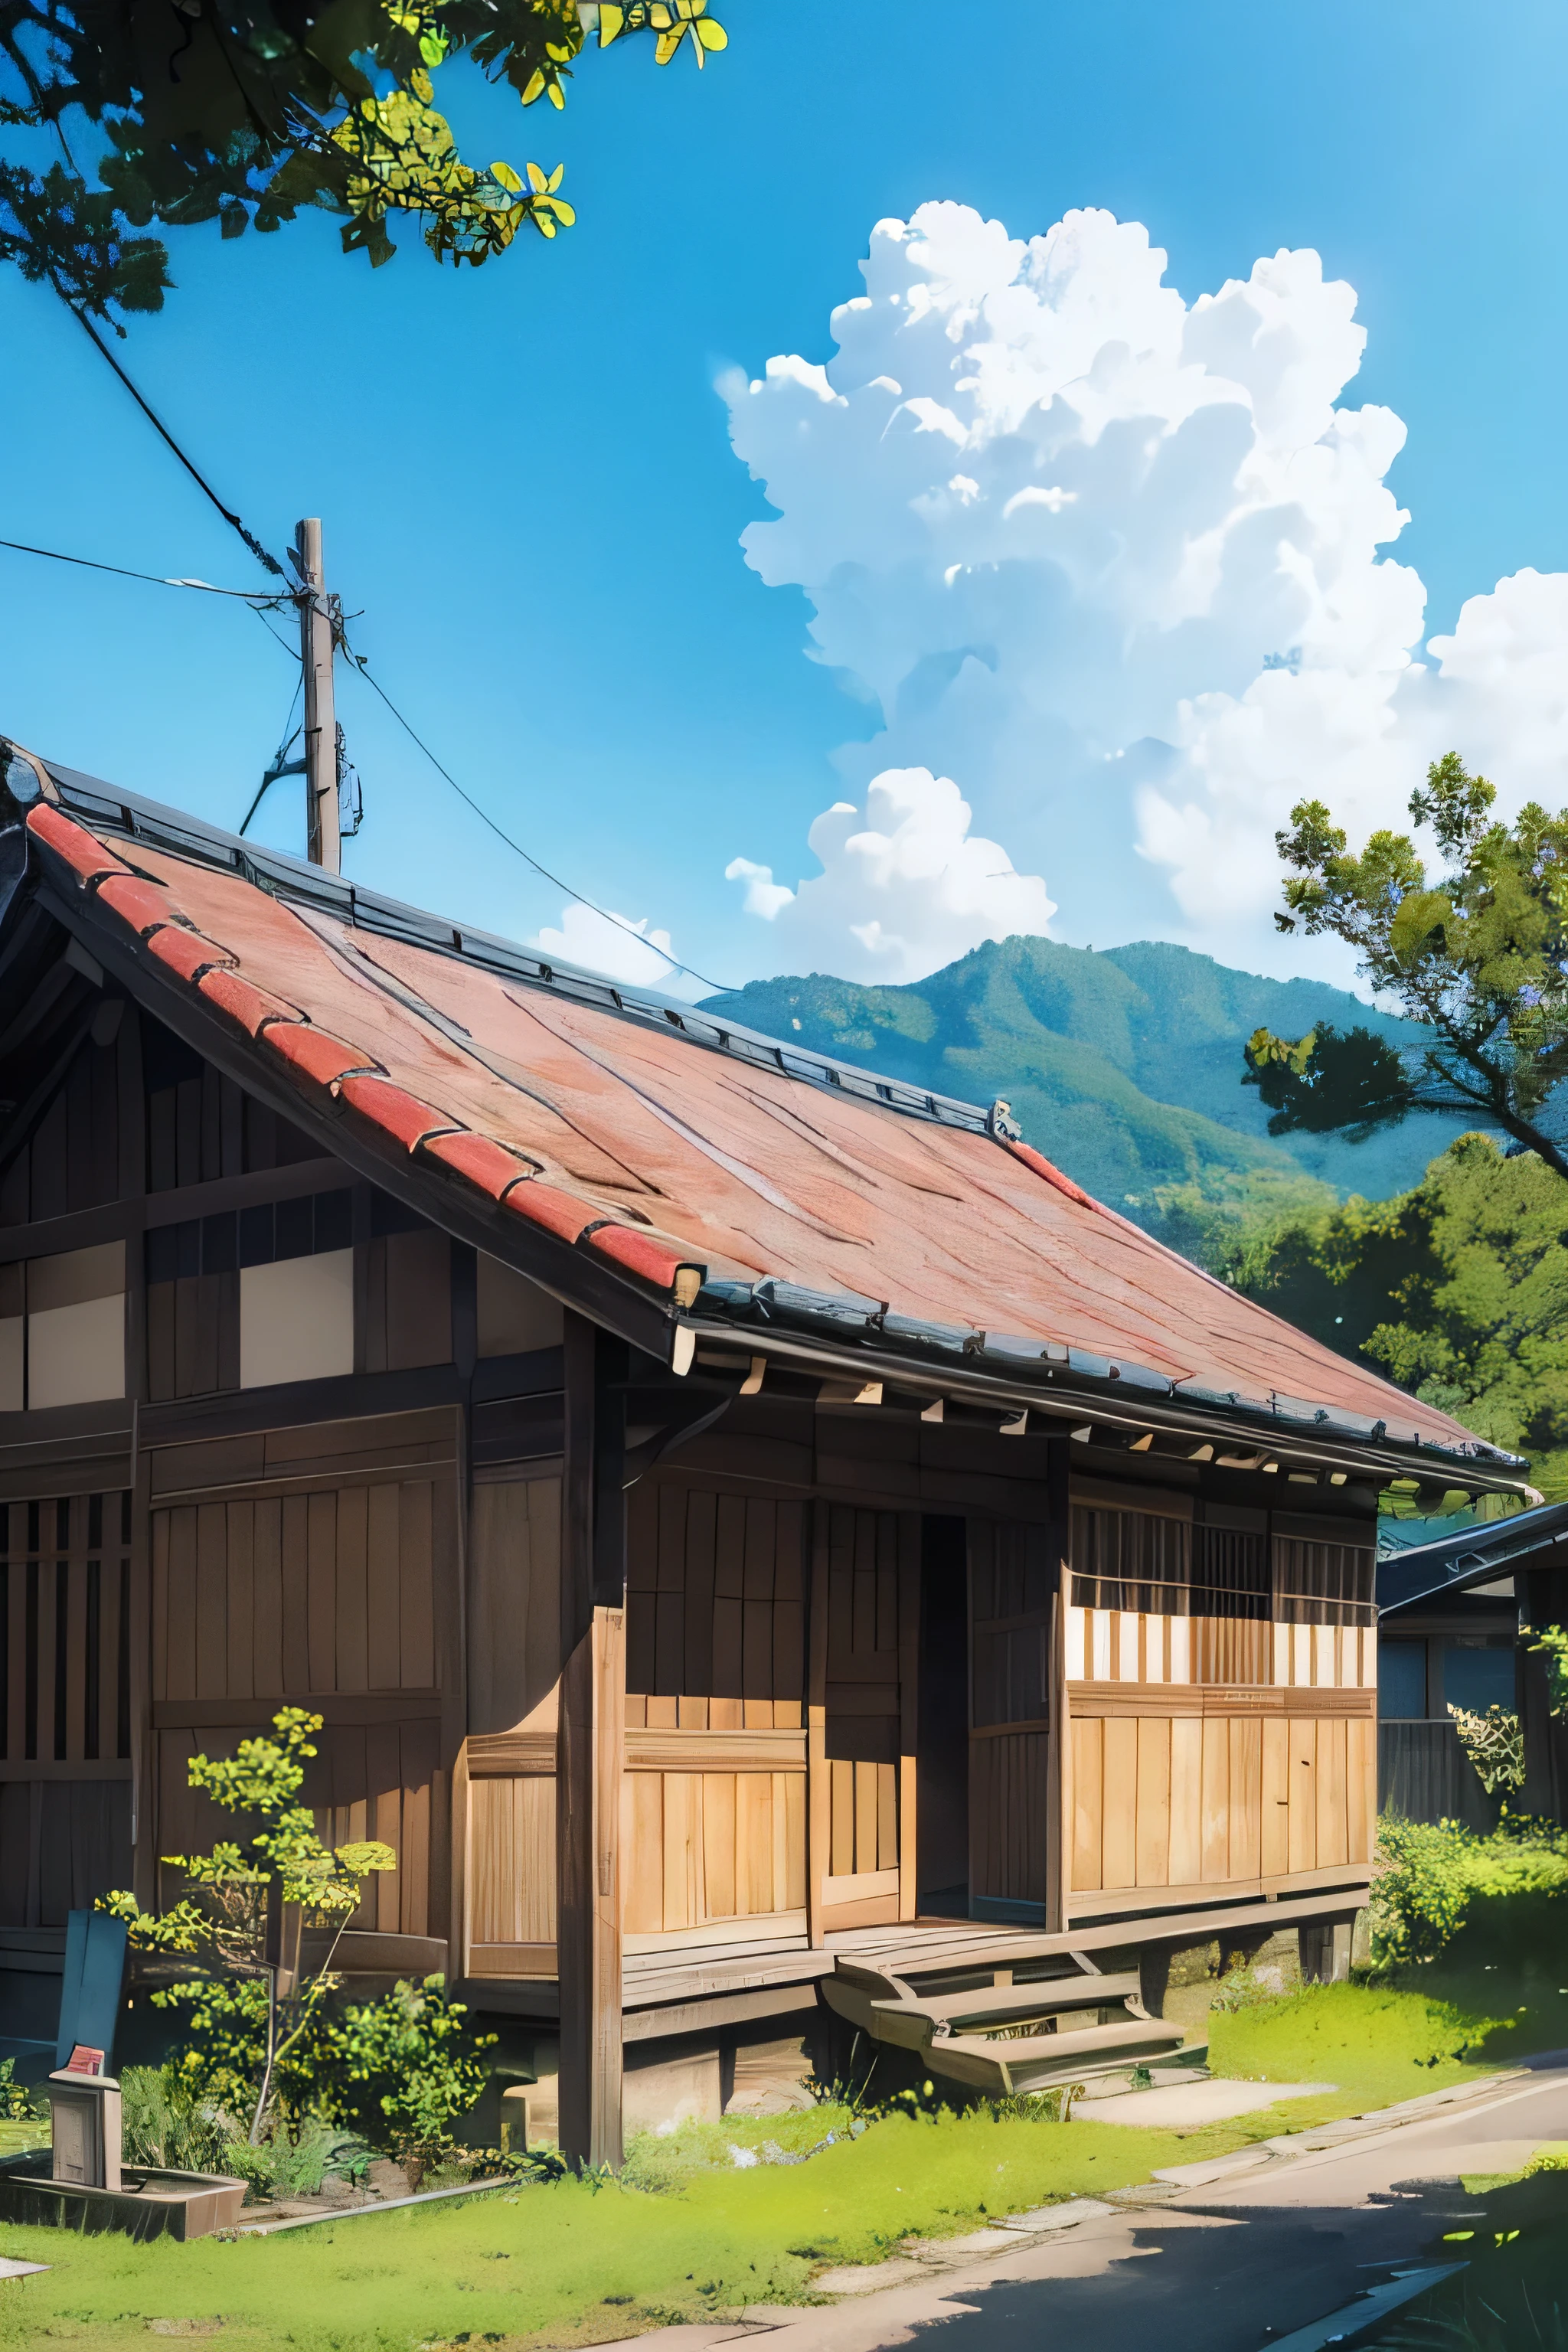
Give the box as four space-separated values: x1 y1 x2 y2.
2 0 1564 994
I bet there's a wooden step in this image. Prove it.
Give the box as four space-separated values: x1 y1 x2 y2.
924 2017 1187 2096
920 1972 1142 2033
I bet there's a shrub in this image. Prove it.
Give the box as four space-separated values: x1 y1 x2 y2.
322 1978 495 2190
0 2057 41 2122
119 2064 228 2173
1374 1812 1568 1966
1530 1623 1568 1718
1448 1702 1527 1796
218 2117 373 2203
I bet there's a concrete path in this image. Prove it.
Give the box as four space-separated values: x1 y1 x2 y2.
599 2057 1568 2352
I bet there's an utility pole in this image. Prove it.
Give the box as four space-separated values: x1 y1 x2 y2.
293 517 340 874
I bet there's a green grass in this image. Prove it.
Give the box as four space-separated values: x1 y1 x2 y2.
2 1976 1564 2352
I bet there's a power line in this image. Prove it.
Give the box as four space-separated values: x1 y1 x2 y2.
41 297 732 994
0 534 288 600
64 302 288 582
341 637 737 995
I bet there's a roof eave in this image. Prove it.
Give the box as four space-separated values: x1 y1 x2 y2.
683 1312 1534 1496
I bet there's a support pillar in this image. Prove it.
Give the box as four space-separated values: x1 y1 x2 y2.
557 1315 627 2171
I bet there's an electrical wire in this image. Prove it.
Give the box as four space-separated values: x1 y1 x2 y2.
64 304 288 581
0 534 289 599
340 636 738 995
33 288 736 995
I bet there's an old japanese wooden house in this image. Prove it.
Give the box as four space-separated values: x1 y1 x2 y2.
0 748 1535 2162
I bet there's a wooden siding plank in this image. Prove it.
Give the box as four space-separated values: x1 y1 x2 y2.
163 1510 197 1705
365 1719 401 1932
194 1502 227 1701
98 1543 122 1763
224 1503 253 1702
398 1481 436 1690
1287 1719 1317 1876
1167 1715 1202 1888
1318 1715 1348 1869
741 1498 775 1704
1200 1717 1229 1883
1070 1717 1102 1891
1347 1715 1375 1864
1100 1716 1137 1890
712 1494 745 1702
1135 1716 1171 1886
251 1501 283 1700
365 1485 401 1692
737 1772 773 1914
830 1756 854 1880
662 1772 701 1932
1228 1716 1263 1883
280 1495 310 1694
1260 1715 1290 1877
703 1769 736 1922
335 1484 369 1694
64 1527 87 1763
625 1768 664 1937
783 1769 806 1911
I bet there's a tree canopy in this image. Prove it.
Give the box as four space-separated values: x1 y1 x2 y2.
0 0 726 321
1163 1132 1568 1503
1245 754 1568 1181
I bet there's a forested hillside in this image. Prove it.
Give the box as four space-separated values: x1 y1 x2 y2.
702 936 1465 1222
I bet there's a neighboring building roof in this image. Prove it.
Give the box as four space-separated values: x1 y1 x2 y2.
1378 1501 1568 1615
9 759 1530 1488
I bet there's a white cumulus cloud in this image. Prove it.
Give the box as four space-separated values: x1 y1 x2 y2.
724 201 1568 977
724 766 1056 982
532 902 692 991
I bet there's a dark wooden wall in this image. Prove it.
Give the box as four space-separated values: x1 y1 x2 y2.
0 1491 133 1927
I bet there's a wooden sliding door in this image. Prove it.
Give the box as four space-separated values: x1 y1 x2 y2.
809 1504 920 1936
967 1519 1056 1925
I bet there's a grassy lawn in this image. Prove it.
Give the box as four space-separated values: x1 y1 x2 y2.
2 1972 1565 2352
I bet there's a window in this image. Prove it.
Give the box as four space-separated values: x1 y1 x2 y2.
0 1492 132 1762
0 1244 126 1411
238 1189 353 1389
1070 1505 1190 1613
1271 1536 1376 1627
477 1253 564 1357
1442 1642 1515 1716
1191 1525 1270 1619
1378 1639 1427 1720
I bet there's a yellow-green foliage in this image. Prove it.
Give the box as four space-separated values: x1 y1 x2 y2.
1374 1813 1568 1966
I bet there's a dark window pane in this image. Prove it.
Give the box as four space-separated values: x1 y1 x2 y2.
1442 1644 1516 1716
201 1214 237 1275
274 1194 313 1263
175 1220 200 1280
1377 1641 1426 1719
313 1189 353 1254
239 1203 274 1268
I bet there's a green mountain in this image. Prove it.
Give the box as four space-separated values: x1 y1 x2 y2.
700 937 1465 1221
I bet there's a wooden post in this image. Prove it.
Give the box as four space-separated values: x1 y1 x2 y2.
1046 1436 1070 1936
294 518 340 874
897 1513 920 1922
557 1315 626 2171
806 1504 829 1946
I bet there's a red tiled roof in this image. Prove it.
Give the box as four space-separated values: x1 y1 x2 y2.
26 799 1493 1462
